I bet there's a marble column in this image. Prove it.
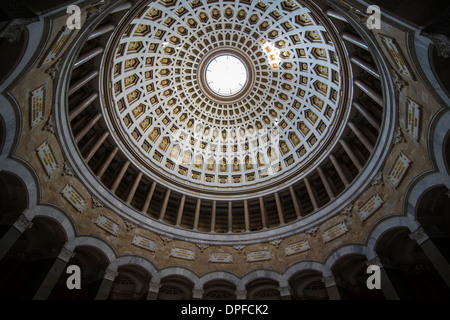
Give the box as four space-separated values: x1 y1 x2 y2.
409 227 450 288
146 281 161 300
33 247 75 300
0 214 33 260
95 268 119 300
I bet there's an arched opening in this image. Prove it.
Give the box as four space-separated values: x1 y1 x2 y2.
0 171 28 238
108 265 152 300
203 279 236 300
416 186 450 265
48 245 110 300
246 278 281 300
157 275 194 300
331 254 385 300
375 227 450 299
288 270 329 300
0 216 67 299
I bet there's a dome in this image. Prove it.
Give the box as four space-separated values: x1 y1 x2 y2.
100 0 352 199
1 0 449 301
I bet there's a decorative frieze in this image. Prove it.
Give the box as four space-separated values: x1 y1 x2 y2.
36 140 59 176
387 152 412 188
321 222 348 243
61 183 87 212
246 250 271 262
284 240 310 256
170 247 195 261
132 235 157 252
209 252 233 263
30 85 46 128
379 34 414 80
357 192 384 221
95 214 120 236
405 98 421 141
41 27 73 67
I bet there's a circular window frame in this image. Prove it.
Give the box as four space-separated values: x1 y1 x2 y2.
198 47 256 104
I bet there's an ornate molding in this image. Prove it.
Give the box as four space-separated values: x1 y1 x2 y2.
371 172 384 186
340 204 353 216
269 239 282 249
322 275 336 288
124 220 137 232
58 247 75 263
196 243 209 252
44 116 56 135
393 127 406 145
104 268 119 281
409 226 429 245
305 226 319 236
62 162 75 177
91 196 103 208
233 245 246 253
13 215 33 233
160 235 173 245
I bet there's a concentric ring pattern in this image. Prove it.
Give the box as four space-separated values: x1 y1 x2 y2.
101 0 352 198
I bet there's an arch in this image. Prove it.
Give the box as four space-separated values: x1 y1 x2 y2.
109 254 158 276
240 269 282 291
324 243 370 271
152 266 199 284
281 260 331 283
0 171 29 224
65 235 117 263
197 270 241 288
33 205 77 241
365 214 410 260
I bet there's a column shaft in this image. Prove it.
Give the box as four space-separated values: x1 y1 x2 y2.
349 121 374 152
69 92 98 121
85 131 109 162
126 172 143 203
159 189 171 220
354 80 383 106
304 177 319 210
350 56 380 79
210 201 217 232
176 195 186 226
274 193 285 225
244 200 250 231
97 147 118 178
342 32 369 50
352 101 380 131
228 202 233 233
193 198 201 230
74 47 104 68
330 154 350 185
110 161 130 192
68 70 99 96
74 113 102 142
142 182 157 213
289 186 302 218
340 140 363 170
259 197 267 229
317 167 335 199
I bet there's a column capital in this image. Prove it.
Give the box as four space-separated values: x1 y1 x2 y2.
148 281 162 293
13 215 33 233
104 268 119 281
409 226 429 245
322 275 336 288
192 288 204 299
235 289 247 300
58 247 75 263
278 285 291 297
